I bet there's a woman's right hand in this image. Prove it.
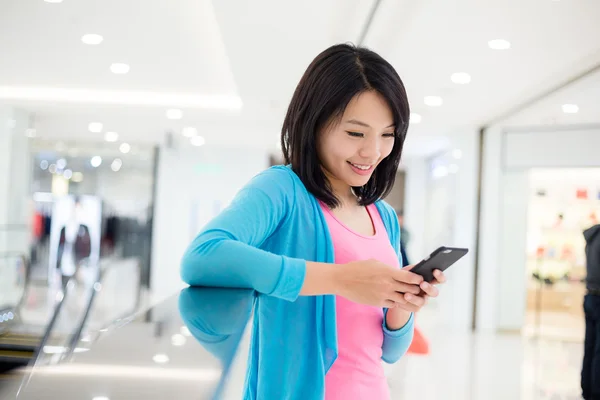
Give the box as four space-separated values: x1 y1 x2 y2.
333 259 424 308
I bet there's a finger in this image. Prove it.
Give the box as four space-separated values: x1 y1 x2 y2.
420 281 440 298
404 293 426 308
402 264 414 271
391 282 421 295
387 291 408 304
433 269 447 284
384 300 397 308
394 300 420 313
393 269 423 285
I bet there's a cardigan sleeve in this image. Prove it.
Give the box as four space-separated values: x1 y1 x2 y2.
377 200 416 363
180 167 306 302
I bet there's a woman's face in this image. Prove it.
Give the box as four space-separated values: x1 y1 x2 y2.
318 90 396 197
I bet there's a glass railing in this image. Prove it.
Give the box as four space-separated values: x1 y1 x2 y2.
14 258 143 385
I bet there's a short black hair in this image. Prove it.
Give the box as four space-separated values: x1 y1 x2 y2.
281 43 409 208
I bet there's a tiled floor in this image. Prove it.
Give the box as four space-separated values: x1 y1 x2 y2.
387 332 583 400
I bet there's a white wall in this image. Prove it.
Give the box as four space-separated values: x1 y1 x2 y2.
0 106 31 253
150 141 268 303
477 125 600 332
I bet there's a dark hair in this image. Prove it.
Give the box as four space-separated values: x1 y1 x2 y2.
281 43 410 208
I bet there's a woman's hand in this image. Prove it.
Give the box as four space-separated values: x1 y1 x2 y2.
332 259 424 308
391 268 447 312
385 268 447 330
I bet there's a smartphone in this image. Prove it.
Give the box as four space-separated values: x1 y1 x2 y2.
410 246 469 282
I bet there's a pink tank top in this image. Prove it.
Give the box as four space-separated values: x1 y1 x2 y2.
320 202 399 400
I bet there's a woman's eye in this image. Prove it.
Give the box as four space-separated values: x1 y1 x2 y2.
383 133 396 137
346 131 364 137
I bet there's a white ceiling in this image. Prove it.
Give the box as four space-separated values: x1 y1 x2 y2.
1 0 600 156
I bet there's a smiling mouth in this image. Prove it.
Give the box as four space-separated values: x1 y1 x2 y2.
347 161 374 171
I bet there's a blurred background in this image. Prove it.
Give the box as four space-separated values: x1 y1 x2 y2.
1 0 600 399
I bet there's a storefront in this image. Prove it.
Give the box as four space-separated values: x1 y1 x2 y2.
477 125 600 339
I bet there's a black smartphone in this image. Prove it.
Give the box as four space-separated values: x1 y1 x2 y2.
410 246 469 282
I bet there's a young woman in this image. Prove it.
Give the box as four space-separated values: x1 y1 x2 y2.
181 43 446 400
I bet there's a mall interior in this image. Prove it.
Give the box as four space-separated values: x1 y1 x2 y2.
1 1 600 399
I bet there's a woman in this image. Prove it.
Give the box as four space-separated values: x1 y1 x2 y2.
181 43 445 400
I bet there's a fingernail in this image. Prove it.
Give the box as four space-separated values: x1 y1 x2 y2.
422 282 430 289
405 294 413 301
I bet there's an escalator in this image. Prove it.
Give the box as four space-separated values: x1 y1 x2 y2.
0 253 35 375
0 254 144 392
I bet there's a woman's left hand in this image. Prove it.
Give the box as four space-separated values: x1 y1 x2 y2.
392 268 446 313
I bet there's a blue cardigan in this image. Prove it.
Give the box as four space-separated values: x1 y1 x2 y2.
181 165 414 399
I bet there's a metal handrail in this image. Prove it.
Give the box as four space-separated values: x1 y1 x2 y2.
65 257 143 358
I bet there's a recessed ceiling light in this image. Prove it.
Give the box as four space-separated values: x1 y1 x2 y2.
171 334 186 346
488 39 511 50
110 63 130 74
190 136 205 147
90 156 102 168
81 34 103 45
182 126 197 137
25 128 37 138
153 354 169 364
180 326 191 337
166 109 183 120
92 397 110 400
409 113 422 124
44 0 63 3
88 122 103 133
111 158 123 172
104 131 119 142
451 72 471 84
562 104 579 113
119 143 131 153
424 96 443 107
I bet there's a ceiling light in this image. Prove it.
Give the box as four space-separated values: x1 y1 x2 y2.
451 72 471 84
0 87 243 110
92 397 110 400
409 113 422 124
81 34 103 45
166 109 183 120
180 326 191 337
424 96 443 107
88 122 103 133
72 172 84 183
119 143 131 153
44 0 63 3
153 354 169 364
25 128 37 138
171 334 186 347
90 156 102 168
40 160 49 170
56 158 67 169
182 126 197 137
104 131 118 142
488 39 511 50
190 136 205 147
562 104 579 114
110 63 130 74
111 158 122 172
63 169 73 179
